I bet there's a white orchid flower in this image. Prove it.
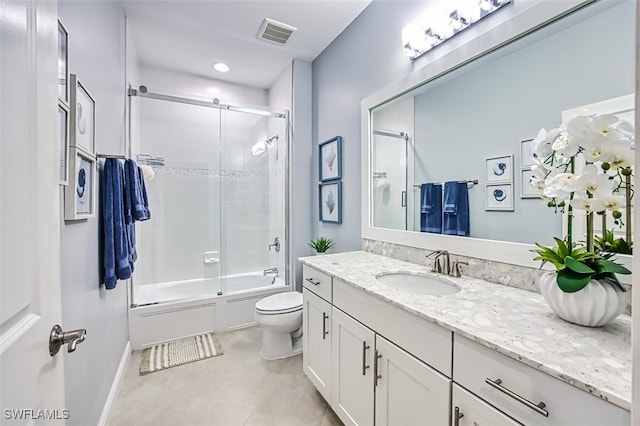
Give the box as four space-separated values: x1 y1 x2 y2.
601 195 626 211
570 197 606 213
531 162 552 179
613 120 635 141
574 164 614 198
531 128 558 159
543 173 576 200
551 133 579 157
567 115 593 140
605 139 634 168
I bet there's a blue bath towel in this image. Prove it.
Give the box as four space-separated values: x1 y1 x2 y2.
103 159 132 289
443 181 470 236
420 183 442 233
125 160 150 222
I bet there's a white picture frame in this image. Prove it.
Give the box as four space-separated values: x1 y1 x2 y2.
520 139 535 167
485 154 513 183
65 147 96 220
58 100 70 185
70 74 95 155
57 20 69 103
520 168 538 199
486 183 514 211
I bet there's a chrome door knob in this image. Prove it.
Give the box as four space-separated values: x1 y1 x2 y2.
49 324 87 356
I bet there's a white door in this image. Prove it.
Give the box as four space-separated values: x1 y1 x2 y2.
331 307 374 426
0 0 67 421
375 335 451 426
452 384 521 426
302 289 332 402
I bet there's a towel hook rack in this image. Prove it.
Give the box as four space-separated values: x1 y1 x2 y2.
96 153 127 160
413 179 478 189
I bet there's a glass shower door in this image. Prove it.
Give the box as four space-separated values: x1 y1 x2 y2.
218 107 287 295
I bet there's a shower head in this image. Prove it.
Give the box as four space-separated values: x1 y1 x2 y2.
251 135 278 157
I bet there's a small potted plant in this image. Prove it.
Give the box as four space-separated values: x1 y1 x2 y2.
530 112 633 327
309 237 335 255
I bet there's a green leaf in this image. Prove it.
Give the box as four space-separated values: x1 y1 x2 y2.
594 259 631 275
553 237 569 257
564 256 595 274
556 268 593 293
597 272 627 292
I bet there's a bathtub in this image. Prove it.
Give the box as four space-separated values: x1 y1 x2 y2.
129 271 289 349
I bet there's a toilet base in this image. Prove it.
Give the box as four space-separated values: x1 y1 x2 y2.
260 329 302 360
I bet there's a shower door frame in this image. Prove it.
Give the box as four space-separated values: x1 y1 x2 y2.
126 85 292 307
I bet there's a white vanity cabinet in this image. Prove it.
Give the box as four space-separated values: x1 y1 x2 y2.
453 334 630 426
302 288 332 402
452 384 521 426
303 265 453 426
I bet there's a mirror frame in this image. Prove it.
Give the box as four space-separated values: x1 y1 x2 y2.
361 0 633 272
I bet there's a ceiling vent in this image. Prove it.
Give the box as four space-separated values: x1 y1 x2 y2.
257 18 297 45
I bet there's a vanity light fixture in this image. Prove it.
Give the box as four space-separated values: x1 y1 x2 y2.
402 0 512 60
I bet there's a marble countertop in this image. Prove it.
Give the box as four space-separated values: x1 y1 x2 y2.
299 251 632 411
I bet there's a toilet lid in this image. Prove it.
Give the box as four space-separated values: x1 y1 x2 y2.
256 291 303 314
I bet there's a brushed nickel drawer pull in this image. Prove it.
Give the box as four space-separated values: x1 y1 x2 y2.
322 313 329 340
362 341 371 375
485 378 549 417
373 349 382 386
454 406 464 426
305 277 321 286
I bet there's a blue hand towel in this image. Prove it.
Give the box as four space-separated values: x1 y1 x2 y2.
125 160 150 222
137 165 151 220
420 183 442 233
103 159 132 289
443 181 470 236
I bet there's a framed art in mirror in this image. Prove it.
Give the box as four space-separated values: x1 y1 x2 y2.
319 136 342 182
485 155 513 184
57 20 69 103
65 147 96 220
58 100 70 185
319 181 342 223
485 183 514 211
70 74 95 155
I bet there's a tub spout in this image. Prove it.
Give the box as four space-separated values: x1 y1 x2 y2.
263 267 279 276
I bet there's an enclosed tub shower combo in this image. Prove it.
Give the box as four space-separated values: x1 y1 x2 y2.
127 86 295 350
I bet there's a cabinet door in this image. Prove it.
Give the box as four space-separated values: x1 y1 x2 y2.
375 336 450 426
331 307 375 426
452 384 521 426
303 289 332 402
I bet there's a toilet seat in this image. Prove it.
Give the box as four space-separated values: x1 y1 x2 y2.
255 292 303 315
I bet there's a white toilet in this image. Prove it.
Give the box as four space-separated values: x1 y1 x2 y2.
254 291 303 360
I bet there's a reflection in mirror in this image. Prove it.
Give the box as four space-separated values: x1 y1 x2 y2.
370 0 635 247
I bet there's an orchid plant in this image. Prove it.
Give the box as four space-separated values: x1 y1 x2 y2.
530 112 634 292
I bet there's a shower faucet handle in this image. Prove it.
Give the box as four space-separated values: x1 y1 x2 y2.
269 237 281 253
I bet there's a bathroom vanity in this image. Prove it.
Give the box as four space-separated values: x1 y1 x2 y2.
300 251 631 426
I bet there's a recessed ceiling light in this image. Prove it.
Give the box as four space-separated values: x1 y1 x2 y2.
212 62 230 73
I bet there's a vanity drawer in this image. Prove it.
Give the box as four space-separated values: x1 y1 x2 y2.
453 334 629 426
303 265 332 302
333 277 452 377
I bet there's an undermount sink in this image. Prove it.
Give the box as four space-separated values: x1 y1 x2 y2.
375 272 461 296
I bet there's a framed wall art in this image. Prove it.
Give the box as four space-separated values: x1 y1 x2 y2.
57 20 69 103
520 139 535 168
520 168 538 199
319 181 342 223
485 183 514 211
58 100 70 185
319 136 342 182
65 148 96 220
70 74 95 155
485 154 513 183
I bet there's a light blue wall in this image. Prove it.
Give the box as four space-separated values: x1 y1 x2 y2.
413 1 635 245
58 2 128 425
312 1 425 252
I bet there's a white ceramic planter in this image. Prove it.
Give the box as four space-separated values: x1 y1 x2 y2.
538 272 629 327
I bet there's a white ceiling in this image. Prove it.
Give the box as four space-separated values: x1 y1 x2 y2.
122 0 372 89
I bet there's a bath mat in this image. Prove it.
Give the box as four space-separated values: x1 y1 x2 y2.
139 332 223 375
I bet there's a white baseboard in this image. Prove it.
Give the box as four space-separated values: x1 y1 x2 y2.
98 340 131 426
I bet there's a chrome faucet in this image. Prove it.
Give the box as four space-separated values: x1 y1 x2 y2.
426 250 450 275
263 267 279 276
269 237 281 253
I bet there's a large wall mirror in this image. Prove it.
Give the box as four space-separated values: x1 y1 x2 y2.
362 0 635 273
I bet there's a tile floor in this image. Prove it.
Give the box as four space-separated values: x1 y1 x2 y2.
109 326 342 426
